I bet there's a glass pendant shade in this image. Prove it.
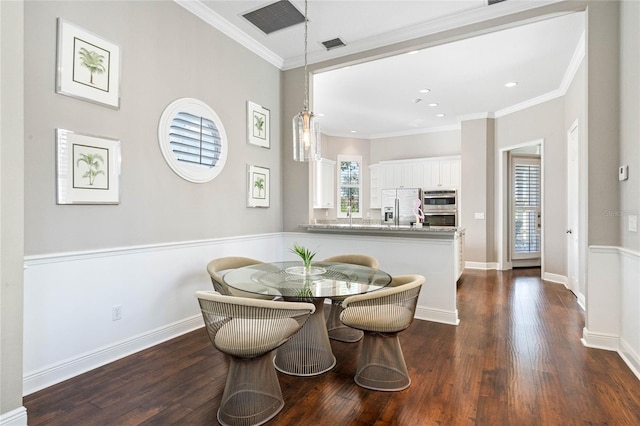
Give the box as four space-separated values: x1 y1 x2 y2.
292 110 321 162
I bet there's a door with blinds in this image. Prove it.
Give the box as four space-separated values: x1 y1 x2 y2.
510 155 541 266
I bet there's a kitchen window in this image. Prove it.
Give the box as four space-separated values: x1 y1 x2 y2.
337 155 362 218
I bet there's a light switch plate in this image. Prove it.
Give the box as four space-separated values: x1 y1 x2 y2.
474 212 485 220
629 215 638 232
619 165 629 181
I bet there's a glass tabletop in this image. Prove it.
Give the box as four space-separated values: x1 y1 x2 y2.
223 261 392 299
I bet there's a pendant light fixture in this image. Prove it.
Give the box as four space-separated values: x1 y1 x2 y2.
292 0 321 162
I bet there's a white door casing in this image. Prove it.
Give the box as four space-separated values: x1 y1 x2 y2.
567 121 580 297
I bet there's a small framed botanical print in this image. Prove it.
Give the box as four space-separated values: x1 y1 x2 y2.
56 129 121 204
247 101 270 148
56 18 121 109
247 165 269 208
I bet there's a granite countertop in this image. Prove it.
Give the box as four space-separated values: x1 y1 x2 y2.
304 223 464 238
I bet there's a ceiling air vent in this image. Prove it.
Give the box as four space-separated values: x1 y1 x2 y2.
242 0 305 35
488 0 507 5
321 37 347 51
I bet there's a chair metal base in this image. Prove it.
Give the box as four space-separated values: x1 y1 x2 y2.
218 352 284 426
326 299 364 343
354 332 411 392
275 298 336 376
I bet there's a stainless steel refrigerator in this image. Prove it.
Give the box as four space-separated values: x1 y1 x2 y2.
381 188 422 226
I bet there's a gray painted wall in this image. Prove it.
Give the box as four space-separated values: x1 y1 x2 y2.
461 118 494 263
586 0 621 246
370 130 461 163
1 0 25 417
24 1 283 256
495 97 566 273
620 0 640 251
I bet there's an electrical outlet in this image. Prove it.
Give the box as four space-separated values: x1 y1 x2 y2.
112 305 122 321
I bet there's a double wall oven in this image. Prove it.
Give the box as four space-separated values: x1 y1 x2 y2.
422 190 458 227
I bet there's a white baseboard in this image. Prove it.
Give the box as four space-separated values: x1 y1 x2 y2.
577 293 586 311
581 327 619 351
23 315 203 396
542 272 567 286
619 338 640 381
0 407 27 426
465 261 499 270
415 307 460 326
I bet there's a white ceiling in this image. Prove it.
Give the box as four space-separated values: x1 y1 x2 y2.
178 1 585 138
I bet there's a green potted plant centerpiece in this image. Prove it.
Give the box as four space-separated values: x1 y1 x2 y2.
288 243 321 298
290 242 317 274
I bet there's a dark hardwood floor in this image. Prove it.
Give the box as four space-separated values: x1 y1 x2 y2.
24 268 640 425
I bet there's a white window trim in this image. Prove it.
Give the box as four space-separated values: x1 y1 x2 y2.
336 154 363 219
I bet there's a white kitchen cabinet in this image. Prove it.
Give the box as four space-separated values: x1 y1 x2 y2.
421 157 461 189
378 160 425 189
313 158 335 209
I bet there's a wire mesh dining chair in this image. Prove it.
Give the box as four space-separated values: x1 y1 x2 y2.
206 256 275 300
196 290 315 426
340 274 424 391
322 254 380 342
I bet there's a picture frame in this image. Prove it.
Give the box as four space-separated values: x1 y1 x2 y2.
56 18 121 109
56 129 121 204
247 101 270 148
247 165 270 208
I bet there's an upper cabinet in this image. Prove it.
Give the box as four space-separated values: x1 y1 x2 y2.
423 157 461 189
313 158 336 209
370 156 461 208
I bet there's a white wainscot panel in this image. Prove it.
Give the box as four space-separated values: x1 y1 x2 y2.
584 245 640 381
23 233 282 395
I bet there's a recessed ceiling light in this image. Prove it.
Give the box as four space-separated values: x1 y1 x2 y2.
316 113 325 117
419 88 430 94
436 113 446 117
505 81 518 88
350 130 357 133
428 103 438 107
407 50 420 55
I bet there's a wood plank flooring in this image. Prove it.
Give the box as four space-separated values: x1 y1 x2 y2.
24 268 640 425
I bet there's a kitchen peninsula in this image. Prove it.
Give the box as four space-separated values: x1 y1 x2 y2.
299 223 465 326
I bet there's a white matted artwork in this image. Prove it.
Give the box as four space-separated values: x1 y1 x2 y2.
247 165 270 208
56 129 121 204
56 18 121 109
247 101 270 148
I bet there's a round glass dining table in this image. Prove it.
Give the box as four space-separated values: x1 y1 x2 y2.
223 261 392 376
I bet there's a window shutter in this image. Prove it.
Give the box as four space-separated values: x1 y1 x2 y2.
513 163 541 254
169 112 221 168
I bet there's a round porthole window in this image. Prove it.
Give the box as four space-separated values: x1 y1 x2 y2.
158 98 228 183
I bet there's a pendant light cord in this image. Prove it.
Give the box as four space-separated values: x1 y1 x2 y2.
303 0 309 112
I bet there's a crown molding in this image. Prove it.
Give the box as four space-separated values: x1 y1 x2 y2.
177 0 564 71
322 124 461 140
174 0 284 69
282 0 566 70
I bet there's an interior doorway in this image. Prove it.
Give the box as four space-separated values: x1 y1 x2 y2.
498 139 544 274
510 153 541 267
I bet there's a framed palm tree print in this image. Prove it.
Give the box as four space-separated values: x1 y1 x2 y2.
56 129 121 204
247 101 270 148
56 18 121 109
247 165 269 208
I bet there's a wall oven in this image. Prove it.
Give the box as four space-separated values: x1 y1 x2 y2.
423 190 458 227
423 211 457 227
